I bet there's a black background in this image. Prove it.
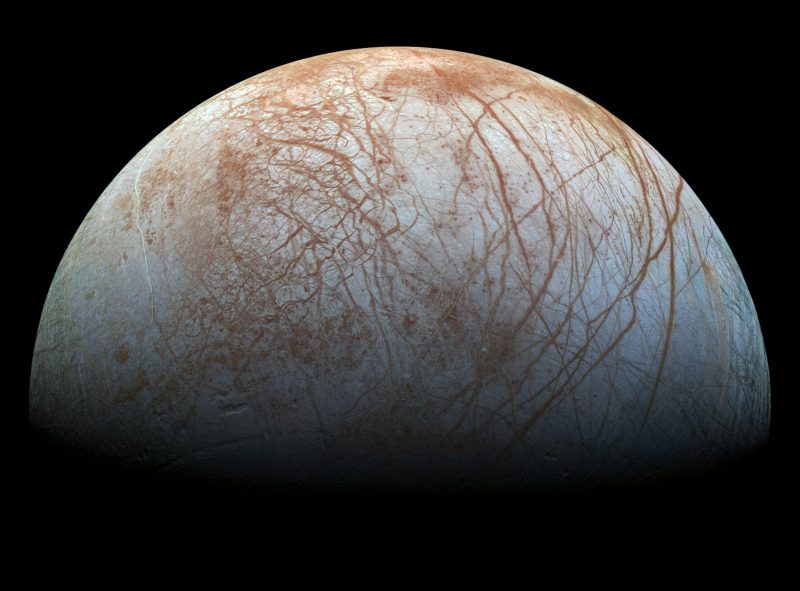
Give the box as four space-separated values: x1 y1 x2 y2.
22 8 792 556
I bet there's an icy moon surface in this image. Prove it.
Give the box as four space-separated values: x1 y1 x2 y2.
31 48 770 489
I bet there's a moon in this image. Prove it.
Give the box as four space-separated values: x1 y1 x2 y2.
30 47 770 491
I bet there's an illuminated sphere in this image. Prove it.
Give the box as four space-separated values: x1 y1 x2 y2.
30 48 770 490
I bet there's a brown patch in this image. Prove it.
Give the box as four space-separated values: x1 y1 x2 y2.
702 260 731 372
114 344 130 364
151 377 188 417
548 85 600 120
400 313 419 336
85 290 95 301
288 323 315 364
380 57 524 105
112 370 149 405
427 285 439 297
481 321 519 367
213 143 250 203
